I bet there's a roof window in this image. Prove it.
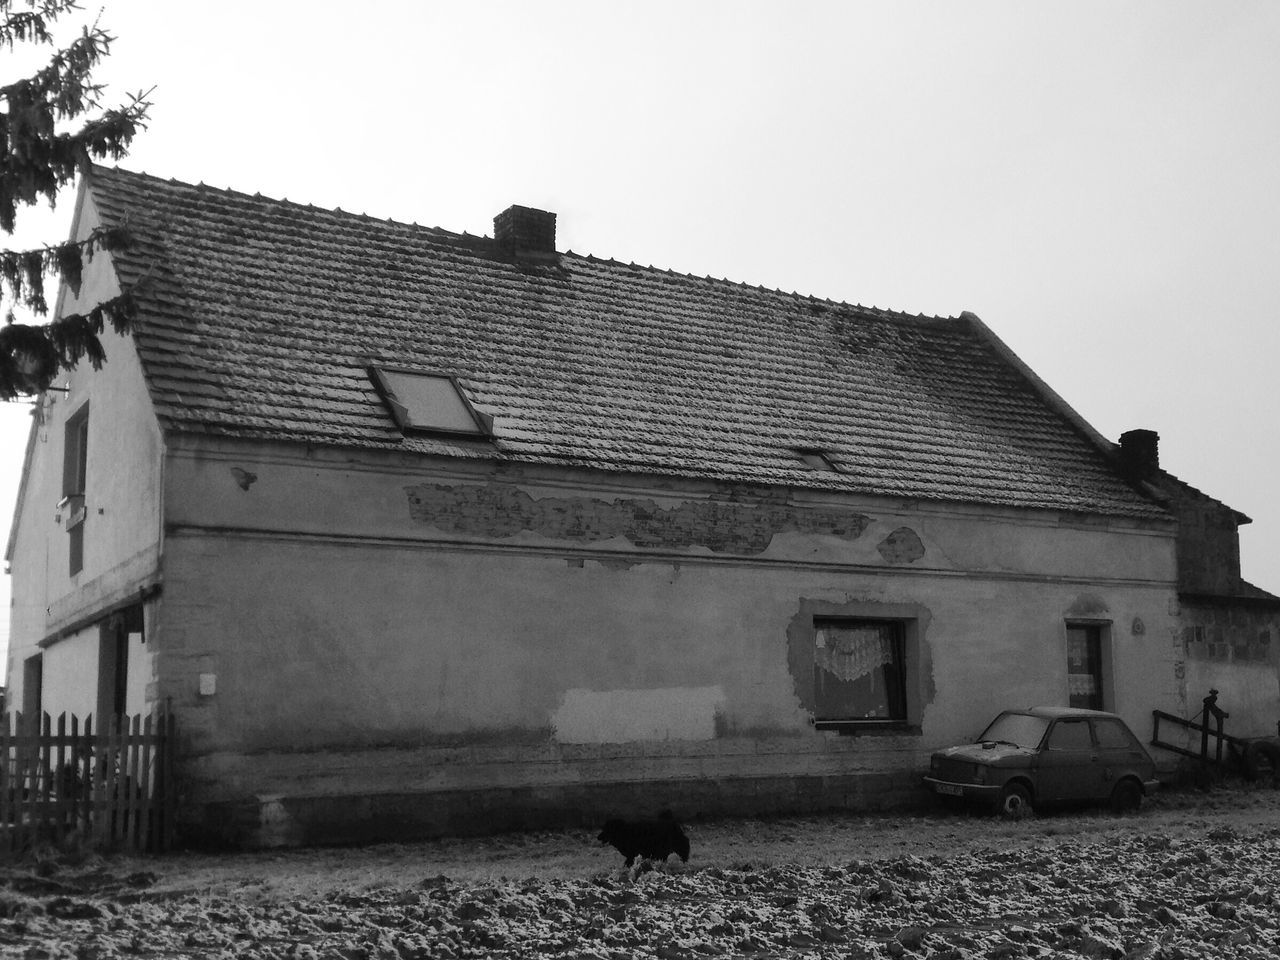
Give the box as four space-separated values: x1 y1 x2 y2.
795 448 838 472
369 367 492 437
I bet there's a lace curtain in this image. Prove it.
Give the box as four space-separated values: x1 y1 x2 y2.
815 622 897 683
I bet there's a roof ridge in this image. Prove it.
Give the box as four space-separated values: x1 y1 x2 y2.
567 249 955 322
91 165 955 323
87 164 470 243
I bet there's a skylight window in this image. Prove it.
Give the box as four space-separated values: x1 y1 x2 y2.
369 367 492 437
795 448 838 472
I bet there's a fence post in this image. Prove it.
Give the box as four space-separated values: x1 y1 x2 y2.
162 706 176 852
53 713 66 845
37 713 53 848
68 715 81 838
138 714 154 852
91 714 109 846
0 711 173 859
80 715 94 842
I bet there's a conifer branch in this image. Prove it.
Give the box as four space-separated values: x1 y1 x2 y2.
0 1 77 49
0 0 150 396
0 86 150 231
0 223 131 312
0 285 138 399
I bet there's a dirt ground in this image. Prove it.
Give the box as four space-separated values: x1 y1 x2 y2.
3 782 1280 958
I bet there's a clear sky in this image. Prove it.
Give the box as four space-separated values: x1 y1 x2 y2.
3 0 1279 663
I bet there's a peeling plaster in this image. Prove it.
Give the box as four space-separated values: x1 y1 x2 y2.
876 526 925 564
405 482 870 555
786 598 934 723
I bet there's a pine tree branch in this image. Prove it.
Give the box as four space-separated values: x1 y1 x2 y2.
0 222 132 313
0 88 151 230
0 283 137 399
0 25 112 116
0 2 79 49
0 1 150 398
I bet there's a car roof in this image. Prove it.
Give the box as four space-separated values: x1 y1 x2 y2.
1007 706 1121 719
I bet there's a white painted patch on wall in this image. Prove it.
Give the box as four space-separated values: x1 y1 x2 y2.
553 685 726 743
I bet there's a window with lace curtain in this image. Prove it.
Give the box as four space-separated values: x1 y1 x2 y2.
813 618 907 725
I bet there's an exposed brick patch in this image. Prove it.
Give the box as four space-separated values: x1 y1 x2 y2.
404 482 870 555
1182 601 1279 664
876 526 925 564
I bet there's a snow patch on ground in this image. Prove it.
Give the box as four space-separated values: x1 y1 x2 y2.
4 784 1280 958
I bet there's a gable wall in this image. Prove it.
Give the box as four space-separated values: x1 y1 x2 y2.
4 194 164 719
1167 488 1243 596
153 437 1183 844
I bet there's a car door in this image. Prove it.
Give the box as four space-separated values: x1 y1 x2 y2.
1092 717 1151 786
1036 718 1102 802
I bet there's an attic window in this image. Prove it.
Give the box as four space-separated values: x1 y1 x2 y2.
795 448 838 472
369 367 492 437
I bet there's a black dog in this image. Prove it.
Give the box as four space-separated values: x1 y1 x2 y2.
597 811 690 867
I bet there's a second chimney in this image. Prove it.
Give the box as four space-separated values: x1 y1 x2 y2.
1118 428 1160 480
494 205 557 260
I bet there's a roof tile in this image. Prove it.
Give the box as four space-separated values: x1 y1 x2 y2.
87 166 1166 519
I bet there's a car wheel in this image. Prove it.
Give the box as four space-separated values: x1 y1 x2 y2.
998 782 1032 820
1109 778 1142 814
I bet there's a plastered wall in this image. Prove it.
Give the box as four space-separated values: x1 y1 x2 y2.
155 438 1183 823
1177 599 1280 737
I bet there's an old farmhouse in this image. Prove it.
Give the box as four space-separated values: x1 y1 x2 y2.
6 166 1279 847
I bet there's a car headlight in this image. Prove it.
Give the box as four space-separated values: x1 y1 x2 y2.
972 764 988 785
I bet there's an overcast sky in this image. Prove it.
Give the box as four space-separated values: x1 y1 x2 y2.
3 0 1278 662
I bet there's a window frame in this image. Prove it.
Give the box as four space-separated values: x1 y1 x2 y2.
1066 620 1112 711
794 448 838 472
811 616 910 730
62 403 89 498
1046 717 1094 751
62 402 89 576
367 366 493 438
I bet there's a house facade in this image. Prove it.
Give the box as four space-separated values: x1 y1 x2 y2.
5 167 1277 847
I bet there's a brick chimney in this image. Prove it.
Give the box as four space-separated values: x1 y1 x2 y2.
1118 429 1160 481
494 205 556 260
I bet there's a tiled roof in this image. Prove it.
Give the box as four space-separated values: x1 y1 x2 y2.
1151 469 1251 526
86 166 1167 519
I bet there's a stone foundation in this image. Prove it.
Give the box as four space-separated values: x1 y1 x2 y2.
185 769 931 849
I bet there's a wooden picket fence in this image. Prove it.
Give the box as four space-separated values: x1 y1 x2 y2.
0 711 175 856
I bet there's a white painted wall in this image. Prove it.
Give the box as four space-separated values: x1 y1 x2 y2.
4 190 165 712
125 629 153 717
1184 659 1280 739
40 624 97 722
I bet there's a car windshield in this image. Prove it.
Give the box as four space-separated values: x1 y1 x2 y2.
977 712 1051 748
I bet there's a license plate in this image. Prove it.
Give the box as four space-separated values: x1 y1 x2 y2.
934 783 964 796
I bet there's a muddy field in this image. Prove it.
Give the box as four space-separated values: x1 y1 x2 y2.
3 784 1280 959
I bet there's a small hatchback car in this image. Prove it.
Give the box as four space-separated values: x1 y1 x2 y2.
924 706 1160 817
